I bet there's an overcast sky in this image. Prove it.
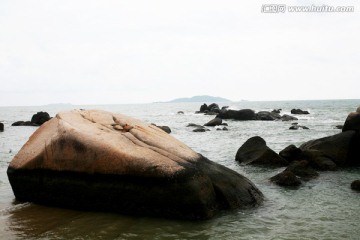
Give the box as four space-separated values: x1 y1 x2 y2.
0 0 359 106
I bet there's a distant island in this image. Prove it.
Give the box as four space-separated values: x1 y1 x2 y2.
164 95 232 103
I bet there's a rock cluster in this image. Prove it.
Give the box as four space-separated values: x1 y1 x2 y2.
12 112 51 126
235 106 360 188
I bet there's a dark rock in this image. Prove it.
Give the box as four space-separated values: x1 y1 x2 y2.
290 125 309 130
300 131 359 166
221 106 229 110
235 136 288 166
302 150 337 171
335 125 343 130
256 111 281 121
7 110 263 220
205 112 218 116
0 122 3 132
156 125 171 134
200 104 208 112
281 114 298 121
285 160 319 180
292 122 298 125
291 109 310 115
220 123 228 126
272 109 282 114
217 109 256 121
343 108 360 132
289 125 299 130
222 127 228 131
193 128 207 132
177 111 184 114
208 103 220 113
31 112 51 125
270 171 301 187
351 180 360 191
12 121 37 126
204 118 222 127
279 144 303 162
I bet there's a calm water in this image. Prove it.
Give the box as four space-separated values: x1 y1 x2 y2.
0 100 359 239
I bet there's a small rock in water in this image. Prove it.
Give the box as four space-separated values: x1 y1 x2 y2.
270 171 302 187
0 122 4 132
177 111 184 114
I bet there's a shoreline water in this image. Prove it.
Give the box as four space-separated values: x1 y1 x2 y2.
0 99 359 239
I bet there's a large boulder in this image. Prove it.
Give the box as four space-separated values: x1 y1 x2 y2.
208 103 220 113
31 111 51 125
235 136 288 166
7 110 263 220
300 131 359 166
342 106 360 132
217 109 256 121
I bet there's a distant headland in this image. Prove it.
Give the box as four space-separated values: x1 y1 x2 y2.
161 95 232 103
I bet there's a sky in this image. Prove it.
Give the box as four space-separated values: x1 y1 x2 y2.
0 0 359 106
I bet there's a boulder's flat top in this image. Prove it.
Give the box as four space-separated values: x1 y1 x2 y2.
10 110 199 176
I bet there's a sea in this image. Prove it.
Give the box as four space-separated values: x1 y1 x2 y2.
0 99 359 240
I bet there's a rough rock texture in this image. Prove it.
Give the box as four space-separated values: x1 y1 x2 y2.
204 118 222 127
235 136 288 166
7 110 263 220
300 131 359 166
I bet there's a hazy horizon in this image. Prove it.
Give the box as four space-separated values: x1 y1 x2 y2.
1 1 359 106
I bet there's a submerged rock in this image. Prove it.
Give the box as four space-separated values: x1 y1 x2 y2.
7 110 263 220
281 114 298 121
235 136 288 166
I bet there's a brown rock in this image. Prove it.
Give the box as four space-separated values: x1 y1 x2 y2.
7 110 263 220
